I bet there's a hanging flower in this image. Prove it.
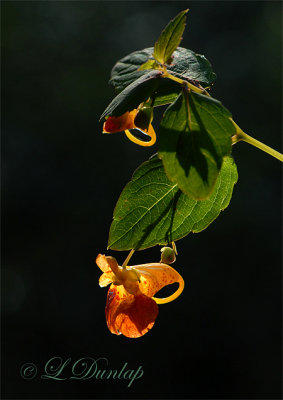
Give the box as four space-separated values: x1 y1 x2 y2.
102 103 156 147
96 253 184 338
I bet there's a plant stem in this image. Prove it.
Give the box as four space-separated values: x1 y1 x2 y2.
122 249 135 269
231 120 283 162
171 241 178 255
163 72 206 95
236 132 283 161
182 85 192 130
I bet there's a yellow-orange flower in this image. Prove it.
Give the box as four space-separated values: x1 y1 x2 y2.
102 106 156 147
96 254 184 338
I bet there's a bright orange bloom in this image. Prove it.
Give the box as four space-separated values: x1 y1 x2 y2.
96 254 184 338
102 107 156 147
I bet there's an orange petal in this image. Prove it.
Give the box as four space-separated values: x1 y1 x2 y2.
105 284 158 338
103 111 136 133
96 253 122 276
96 254 113 273
99 271 115 287
130 263 184 300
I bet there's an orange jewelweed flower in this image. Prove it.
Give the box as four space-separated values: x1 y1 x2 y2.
102 105 156 147
96 254 184 338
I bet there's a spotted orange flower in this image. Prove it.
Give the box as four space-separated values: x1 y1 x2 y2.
102 104 156 147
96 253 184 338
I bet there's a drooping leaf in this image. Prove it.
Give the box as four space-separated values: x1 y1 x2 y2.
109 47 216 106
153 9 189 65
158 90 235 200
100 70 162 120
108 155 238 251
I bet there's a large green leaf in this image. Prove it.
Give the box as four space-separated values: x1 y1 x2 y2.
100 70 162 120
153 9 188 65
108 155 238 251
109 47 216 105
158 90 235 200
152 80 180 106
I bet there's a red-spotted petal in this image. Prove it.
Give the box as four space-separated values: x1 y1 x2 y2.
105 284 158 338
130 263 183 298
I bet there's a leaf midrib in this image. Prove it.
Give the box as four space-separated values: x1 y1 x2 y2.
161 17 184 63
109 182 178 248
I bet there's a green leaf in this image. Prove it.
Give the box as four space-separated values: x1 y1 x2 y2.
158 90 235 200
100 70 162 120
108 155 238 251
109 47 216 106
152 78 180 106
153 9 189 65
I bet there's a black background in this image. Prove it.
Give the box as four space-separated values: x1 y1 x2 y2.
2 1 282 399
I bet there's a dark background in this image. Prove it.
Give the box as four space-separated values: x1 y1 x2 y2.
1 1 282 399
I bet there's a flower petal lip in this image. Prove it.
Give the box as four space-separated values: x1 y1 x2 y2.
105 285 158 338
